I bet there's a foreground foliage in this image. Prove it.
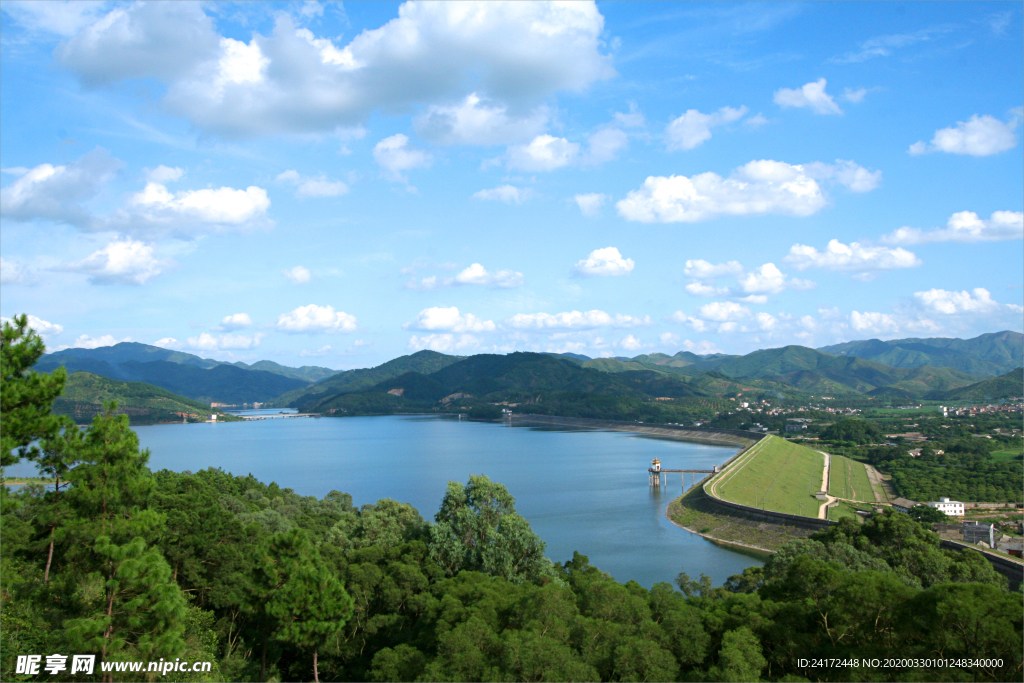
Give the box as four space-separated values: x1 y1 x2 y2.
2 318 1021 682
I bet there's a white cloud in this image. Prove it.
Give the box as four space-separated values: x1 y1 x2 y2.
64 239 171 285
909 114 1019 156
0 257 32 284
683 259 744 279
2 0 108 37
407 333 480 353
664 105 746 151
276 304 357 333
58 334 131 350
881 210 1023 245
0 148 121 226
572 247 634 277
403 307 495 333
698 301 750 321
507 134 580 171
506 310 650 330
616 160 829 223
473 185 535 204
277 169 349 197
219 313 253 331
842 87 869 103
57 3 613 138
104 180 271 239
154 337 179 349
146 165 184 183
284 266 312 284
373 134 432 182
754 312 778 331
454 263 523 288
300 345 333 357
849 311 900 335
805 159 881 193
666 312 707 332
186 332 265 351
613 102 645 128
784 239 921 272
773 78 842 115
583 128 628 165
415 93 548 145
737 263 788 294
619 334 643 351
913 288 1001 315
831 28 946 64
573 193 608 217
6 315 65 339
685 281 729 297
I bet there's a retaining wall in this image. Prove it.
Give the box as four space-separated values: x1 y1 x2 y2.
509 414 765 446
939 539 1024 589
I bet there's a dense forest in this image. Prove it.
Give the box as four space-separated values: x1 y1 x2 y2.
2 317 1021 682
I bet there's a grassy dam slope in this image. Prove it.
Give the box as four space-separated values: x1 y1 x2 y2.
828 453 875 502
708 435 824 517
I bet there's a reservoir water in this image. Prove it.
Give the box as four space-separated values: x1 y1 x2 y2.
136 414 761 587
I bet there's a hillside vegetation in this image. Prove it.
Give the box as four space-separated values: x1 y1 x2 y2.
819 330 1023 376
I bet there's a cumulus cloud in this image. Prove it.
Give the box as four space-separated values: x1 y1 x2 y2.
616 160 829 223
284 266 312 284
683 259 744 279
773 78 842 115
613 102 645 128
403 307 495 333
849 311 901 335
0 257 33 284
276 304 357 333
909 114 1019 156
103 179 271 239
754 312 778 331
0 148 122 226
300 345 333 357
2 0 108 37
407 333 481 353
665 105 747 151
2 314 65 339
618 334 644 351
881 210 1023 245
804 159 882 193
55 3 613 138
409 263 523 289
784 240 921 273
473 185 535 204
697 301 750 321
373 134 432 182
685 282 730 297
64 239 171 285
53 333 132 350
572 247 634 277
582 128 629 165
573 193 608 216
842 87 869 103
507 134 580 171
219 313 253 331
913 288 1002 315
276 169 348 197
186 332 265 351
146 165 185 183
506 310 650 330
415 93 548 145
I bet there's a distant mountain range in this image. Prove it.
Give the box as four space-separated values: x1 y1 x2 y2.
36 342 339 404
34 332 1021 410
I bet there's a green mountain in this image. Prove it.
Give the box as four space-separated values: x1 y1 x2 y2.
271 350 466 407
927 368 1024 401
234 360 339 383
53 372 239 425
818 330 1023 376
41 341 221 368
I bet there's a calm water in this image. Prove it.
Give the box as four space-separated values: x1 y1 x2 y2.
132 415 761 587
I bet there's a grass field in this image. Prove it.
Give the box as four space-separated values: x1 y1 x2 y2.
827 501 861 521
709 435 824 517
991 450 1023 462
828 454 875 502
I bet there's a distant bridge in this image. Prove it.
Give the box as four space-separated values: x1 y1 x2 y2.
649 467 719 489
236 413 318 421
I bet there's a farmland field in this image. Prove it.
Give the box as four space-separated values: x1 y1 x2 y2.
991 450 1023 462
828 454 876 502
709 436 824 518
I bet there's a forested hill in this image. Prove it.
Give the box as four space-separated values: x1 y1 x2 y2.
52 372 239 425
928 367 1024 401
36 342 336 404
818 330 1023 376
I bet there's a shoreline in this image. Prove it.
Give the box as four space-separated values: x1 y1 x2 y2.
664 501 774 558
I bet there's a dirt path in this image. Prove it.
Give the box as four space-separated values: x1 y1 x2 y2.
817 451 832 519
864 464 890 503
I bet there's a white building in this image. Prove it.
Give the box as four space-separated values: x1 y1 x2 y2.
928 496 964 516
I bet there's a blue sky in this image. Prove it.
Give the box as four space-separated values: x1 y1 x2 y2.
1 1 1021 369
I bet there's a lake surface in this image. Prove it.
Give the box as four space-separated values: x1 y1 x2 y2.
130 414 760 587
